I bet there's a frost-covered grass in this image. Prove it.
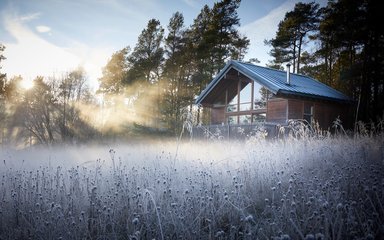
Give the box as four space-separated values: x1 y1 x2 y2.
0 134 383 239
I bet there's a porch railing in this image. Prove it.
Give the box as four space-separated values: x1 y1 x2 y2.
190 122 283 140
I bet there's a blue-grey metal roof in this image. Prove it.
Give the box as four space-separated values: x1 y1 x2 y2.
196 60 352 104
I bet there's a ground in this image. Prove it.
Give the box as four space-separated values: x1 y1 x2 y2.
0 132 383 239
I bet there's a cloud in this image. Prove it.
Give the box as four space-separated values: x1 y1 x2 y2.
2 12 110 91
19 12 41 22
3 14 81 79
182 0 199 8
240 0 297 65
241 0 328 66
36 25 51 33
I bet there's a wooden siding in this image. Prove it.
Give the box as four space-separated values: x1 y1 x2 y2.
286 98 353 129
288 99 304 119
207 97 354 130
211 106 225 124
313 102 353 129
313 103 329 128
266 98 287 124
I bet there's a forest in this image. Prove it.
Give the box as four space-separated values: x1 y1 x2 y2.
0 0 383 146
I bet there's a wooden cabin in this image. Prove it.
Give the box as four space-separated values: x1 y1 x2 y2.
195 60 354 137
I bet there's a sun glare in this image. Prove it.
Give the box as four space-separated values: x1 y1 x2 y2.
20 79 34 89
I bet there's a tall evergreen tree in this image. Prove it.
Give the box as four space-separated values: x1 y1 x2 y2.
98 47 130 96
210 0 249 70
189 0 249 124
0 44 6 97
190 0 249 87
267 2 320 73
162 12 191 133
125 19 165 127
0 44 6 144
126 19 164 85
364 0 384 122
160 12 198 134
189 5 213 94
326 0 383 122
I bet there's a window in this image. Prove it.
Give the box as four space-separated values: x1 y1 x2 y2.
227 94 238 112
239 82 252 111
253 84 270 110
227 81 269 112
303 103 313 124
227 103 237 112
252 113 266 123
228 116 238 125
239 115 252 124
224 76 272 125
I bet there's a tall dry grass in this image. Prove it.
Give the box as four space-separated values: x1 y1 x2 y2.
0 121 383 239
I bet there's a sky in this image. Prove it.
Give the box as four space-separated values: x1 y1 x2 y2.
0 0 326 91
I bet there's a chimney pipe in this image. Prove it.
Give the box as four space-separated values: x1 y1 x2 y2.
286 63 291 85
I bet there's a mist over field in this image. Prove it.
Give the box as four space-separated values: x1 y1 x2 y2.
1 134 383 239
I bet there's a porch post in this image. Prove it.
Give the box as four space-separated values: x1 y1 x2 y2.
237 79 240 124
251 81 254 123
225 89 228 124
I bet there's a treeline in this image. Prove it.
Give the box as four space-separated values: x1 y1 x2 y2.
0 0 249 145
0 68 98 145
267 0 383 123
97 0 249 135
0 0 383 146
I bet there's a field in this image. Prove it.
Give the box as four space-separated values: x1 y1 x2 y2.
0 131 383 239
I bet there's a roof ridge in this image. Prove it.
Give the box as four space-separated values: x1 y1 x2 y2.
231 61 281 91
233 60 311 77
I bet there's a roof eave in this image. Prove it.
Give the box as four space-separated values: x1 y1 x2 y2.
195 60 278 105
195 61 233 105
230 61 279 94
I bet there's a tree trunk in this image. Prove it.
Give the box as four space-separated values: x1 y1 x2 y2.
292 40 297 73
297 35 303 74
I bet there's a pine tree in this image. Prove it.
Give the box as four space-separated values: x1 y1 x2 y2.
98 47 130 96
0 44 6 97
318 0 384 122
189 0 249 124
162 12 191 134
125 19 165 127
0 44 6 144
126 19 164 85
267 2 320 73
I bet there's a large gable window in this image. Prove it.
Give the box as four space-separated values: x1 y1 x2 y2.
227 80 253 112
225 78 272 125
239 82 252 111
227 95 238 112
226 81 270 113
254 84 271 110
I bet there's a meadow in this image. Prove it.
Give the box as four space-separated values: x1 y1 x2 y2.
0 125 383 239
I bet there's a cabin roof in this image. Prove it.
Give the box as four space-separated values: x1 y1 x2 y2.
195 60 352 105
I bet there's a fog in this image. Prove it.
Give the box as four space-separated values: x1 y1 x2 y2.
0 135 383 239
0 140 246 171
